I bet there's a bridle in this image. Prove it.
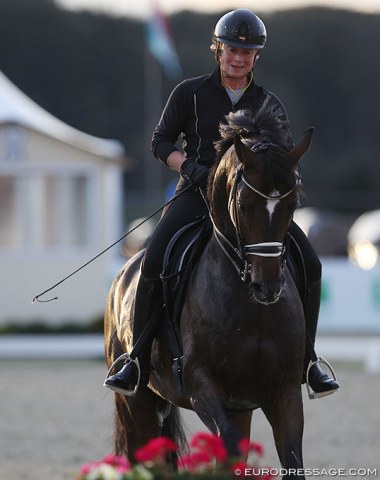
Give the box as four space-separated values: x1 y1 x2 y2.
209 154 297 282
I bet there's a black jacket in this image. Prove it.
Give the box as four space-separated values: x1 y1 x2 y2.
152 67 292 165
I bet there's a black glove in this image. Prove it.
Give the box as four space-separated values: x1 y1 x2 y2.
180 158 209 188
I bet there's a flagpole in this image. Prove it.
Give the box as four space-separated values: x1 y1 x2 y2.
143 41 163 213
143 0 182 211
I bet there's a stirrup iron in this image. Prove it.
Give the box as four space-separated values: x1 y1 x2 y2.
103 353 141 396
306 356 338 400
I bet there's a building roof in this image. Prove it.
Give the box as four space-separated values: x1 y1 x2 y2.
0 70 125 159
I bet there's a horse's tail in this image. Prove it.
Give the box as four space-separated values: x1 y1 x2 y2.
113 393 188 467
162 404 188 465
113 396 129 458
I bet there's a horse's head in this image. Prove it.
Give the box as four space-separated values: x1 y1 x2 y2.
231 129 313 304
211 107 313 305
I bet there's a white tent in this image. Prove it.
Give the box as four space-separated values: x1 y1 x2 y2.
0 70 127 326
0 70 124 159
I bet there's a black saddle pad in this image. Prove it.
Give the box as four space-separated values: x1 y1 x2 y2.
161 215 212 327
287 233 307 306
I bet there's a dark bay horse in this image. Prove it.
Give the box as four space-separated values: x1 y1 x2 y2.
104 104 314 479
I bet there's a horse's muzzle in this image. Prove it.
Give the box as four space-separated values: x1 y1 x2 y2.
250 283 283 305
249 270 284 305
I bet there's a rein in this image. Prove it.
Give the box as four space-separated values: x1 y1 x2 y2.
32 185 192 303
209 163 296 282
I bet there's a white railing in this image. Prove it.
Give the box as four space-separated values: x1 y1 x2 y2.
1 334 380 373
317 336 380 373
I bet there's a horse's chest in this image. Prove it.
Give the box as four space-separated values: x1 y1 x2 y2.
200 329 298 407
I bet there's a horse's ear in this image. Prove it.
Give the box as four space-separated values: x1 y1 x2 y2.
289 128 315 164
233 134 252 166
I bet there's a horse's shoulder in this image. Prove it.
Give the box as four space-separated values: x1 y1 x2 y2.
112 249 145 291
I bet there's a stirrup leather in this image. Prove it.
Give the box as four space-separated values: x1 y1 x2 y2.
104 353 141 396
306 356 338 400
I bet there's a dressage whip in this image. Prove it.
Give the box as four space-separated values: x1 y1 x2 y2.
32 185 192 304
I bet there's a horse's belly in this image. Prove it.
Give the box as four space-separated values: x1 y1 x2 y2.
226 395 260 411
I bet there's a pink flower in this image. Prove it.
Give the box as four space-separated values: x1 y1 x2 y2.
190 432 228 462
178 451 212 471
79 461 100 476
101 454 130 472
134 436 177 463
78 432 273 480
239 438 264 457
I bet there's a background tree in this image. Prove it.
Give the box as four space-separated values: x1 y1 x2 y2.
0 0 378 221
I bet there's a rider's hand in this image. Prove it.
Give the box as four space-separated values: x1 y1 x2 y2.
180 158 209 188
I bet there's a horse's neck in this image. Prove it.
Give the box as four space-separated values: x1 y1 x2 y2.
210 159 239 243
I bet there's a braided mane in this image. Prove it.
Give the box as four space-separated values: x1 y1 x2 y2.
215 96 293 162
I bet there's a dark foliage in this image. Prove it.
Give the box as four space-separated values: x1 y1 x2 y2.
0 1 378 215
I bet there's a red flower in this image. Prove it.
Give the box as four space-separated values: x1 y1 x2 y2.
79 461 99 476
190 432 228 462
134 436 177 463
239 438 264 457
178 451 212 471
101 454 130 472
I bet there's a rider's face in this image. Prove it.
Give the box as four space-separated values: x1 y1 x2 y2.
219 44 259 79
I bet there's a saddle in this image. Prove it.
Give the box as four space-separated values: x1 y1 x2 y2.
161 215 212 388
162 215 212 323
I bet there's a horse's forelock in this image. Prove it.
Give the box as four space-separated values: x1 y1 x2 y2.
215 98 292 164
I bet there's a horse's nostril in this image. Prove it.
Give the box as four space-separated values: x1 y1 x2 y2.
252 282 262 293
250 280 283 305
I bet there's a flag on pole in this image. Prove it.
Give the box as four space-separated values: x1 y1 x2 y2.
146 2 182 80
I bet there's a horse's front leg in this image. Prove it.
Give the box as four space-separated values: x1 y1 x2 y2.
185 366 249 457
262 385 305 480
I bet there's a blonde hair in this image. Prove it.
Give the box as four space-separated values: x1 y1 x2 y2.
210 37 221 63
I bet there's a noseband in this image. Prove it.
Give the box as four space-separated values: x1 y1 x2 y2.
211 163 297 282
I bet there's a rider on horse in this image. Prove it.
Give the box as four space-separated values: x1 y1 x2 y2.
104 9 339 398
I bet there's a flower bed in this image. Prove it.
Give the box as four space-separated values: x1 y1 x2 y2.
77 432 275 479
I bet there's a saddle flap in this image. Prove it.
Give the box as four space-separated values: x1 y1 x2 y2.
161 215 212 324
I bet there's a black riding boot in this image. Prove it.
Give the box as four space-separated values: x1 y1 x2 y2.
104 274 162 396
304 279 340 398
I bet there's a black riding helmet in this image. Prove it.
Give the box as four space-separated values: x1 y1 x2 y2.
214 8 266 49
